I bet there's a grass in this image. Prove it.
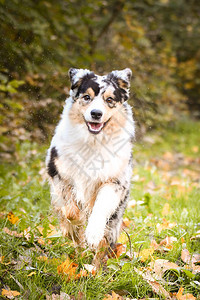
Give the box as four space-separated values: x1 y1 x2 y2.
0 119 200 299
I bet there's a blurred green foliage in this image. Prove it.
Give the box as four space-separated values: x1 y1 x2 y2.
0 0 200 157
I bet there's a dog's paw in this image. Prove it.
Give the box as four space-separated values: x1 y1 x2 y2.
85 221 105 249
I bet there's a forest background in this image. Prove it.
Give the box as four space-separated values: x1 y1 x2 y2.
0 0 200 157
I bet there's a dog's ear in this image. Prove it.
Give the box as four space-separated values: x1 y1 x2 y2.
68 68 91 91
109 68 132 89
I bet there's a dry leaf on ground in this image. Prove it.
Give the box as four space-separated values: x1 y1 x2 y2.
83 264 96 275
3 227 23 237
181 249 200 265
139 248 154 262
2 288 20 299
46 292 71 300
156 219 177 233
57 258 78 279
103 291 123 299
176 287 196 300
150 259 179 280
7 212 19 224
134 267 172 299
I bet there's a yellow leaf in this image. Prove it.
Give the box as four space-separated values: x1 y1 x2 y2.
117 232 128 244
2 288 20 299
27 271 36 277
162 203 170 216
140 248 154 262
7 212 19 225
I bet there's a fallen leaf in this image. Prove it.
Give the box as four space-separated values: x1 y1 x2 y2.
176 287 196 300
159 236 177 249
109 243 127 258
150 259 179 279
162 203 170 216
122 217 131 228
117 232 129 244
140 248 154 262
156 219 176 233
0 256 5 263
37 256 48 262
2 288 20 299
192 146 199 153
134 267 171 299
83 264 96 275
46 292 70 299
181 249 200 265
57 257 78 279
3 227 23 237
27 271 36 277
7 212 19 225
103 291 123 299
24 227 31 241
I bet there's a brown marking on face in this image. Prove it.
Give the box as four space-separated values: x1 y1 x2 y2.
103 88 115 101
68 100 87 125
102 102 127 135
85 87 95 99
117 79 128 89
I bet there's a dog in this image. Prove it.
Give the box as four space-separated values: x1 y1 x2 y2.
46 68 135 262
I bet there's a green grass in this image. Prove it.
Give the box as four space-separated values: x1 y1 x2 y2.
0 120 200 299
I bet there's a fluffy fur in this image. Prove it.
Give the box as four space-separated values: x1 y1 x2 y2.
46 68 135 254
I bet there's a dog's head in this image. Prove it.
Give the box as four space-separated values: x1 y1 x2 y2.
68 68 132 135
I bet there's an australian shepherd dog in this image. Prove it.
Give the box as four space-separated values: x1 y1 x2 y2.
46 68 135 265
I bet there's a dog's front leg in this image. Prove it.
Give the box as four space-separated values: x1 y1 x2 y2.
85 184 121 248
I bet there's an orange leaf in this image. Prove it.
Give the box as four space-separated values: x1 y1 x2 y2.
7 212 19 225
2 288 20 299
103 291 123 300
122 217 131 228
57 257 78 279
176 287 196 300
0 256 5 263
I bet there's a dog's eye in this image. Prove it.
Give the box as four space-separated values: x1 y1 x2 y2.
106 97 114 103
83 95 91 101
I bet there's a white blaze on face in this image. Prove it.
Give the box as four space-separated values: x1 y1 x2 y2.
84 97 106 123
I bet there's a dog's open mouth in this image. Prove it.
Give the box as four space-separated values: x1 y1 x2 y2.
87 122 104 134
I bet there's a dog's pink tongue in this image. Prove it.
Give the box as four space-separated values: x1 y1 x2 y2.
90 123 102 130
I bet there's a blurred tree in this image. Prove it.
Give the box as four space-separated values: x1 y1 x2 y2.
0 0 200 156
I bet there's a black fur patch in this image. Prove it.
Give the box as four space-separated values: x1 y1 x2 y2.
74 73 100 97
108 190 129 222
104 74 128 102
47 147 59 178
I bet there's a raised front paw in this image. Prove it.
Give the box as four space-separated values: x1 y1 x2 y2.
85 220 105 249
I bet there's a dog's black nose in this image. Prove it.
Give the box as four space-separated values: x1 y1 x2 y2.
91 109 103 120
